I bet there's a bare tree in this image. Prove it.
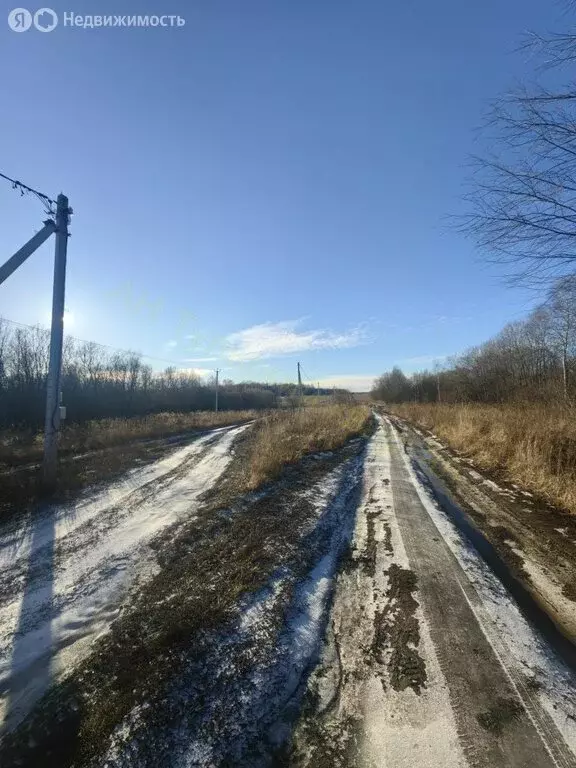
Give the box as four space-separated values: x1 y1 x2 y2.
0 320 277 429
523 307 557 393
372 278 576 406
462 17 576 284
0 319 11 389
548 274 576 400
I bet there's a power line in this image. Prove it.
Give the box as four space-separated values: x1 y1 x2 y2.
0 316 199 370
0 170 57 214
298 363 320 389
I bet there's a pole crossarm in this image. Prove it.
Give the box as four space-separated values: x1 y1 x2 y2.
0 220 56 287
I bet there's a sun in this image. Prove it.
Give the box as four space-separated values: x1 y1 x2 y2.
63 309 74 328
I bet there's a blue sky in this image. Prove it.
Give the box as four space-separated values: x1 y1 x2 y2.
0 0 561 390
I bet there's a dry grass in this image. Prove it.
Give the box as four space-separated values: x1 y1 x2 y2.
247 404 372 489
388 402 576 514
0 410 257 467
0 407 368 516
301 395 334 406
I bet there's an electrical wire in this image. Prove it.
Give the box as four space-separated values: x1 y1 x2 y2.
298 364 317 388
298 363 325 393
0 170 57 215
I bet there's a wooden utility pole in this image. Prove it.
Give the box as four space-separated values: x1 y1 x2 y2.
297 361 303 404
215 368 220 413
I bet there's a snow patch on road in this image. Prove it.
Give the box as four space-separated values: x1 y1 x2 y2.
387 420 576 755
362 419 465 768
0 428 230 561
289 420 465 768
100 453 365 767
0 424 248 732
363 607 465 768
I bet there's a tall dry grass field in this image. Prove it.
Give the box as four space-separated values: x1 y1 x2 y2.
389 403 576 514
248 404 372 489
0 410 257 466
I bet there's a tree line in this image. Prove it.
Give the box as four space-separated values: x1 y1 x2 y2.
0 321 345 429
372 275 576 405
0 321 279 430
372 8 576 407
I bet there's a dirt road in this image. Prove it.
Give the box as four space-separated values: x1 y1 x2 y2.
290 416 576 767
0 423 248 732
1 415 576 767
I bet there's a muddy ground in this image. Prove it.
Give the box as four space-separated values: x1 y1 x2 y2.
0 425 369 767
288 418 576 768
0 420 255 527
386 410 576 647
2 414 576 767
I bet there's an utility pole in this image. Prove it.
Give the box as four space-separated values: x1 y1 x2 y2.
0 172 71 491
297 361 303 405
215 368 219 413
434 361 442 404
42 194 70 488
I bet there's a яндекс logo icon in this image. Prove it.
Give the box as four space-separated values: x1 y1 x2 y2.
8 8 32 31
7 7 58 31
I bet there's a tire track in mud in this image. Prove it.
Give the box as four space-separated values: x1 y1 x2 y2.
387 415 576 768
0 424 246 735
371 563 427 695
292 419 576 768
86 449 367 768
288 430 436 768
361 483 427 696
0 429 226 609
384 418 576 768
0 437 369 768
408 423 576 651
0 429 227 635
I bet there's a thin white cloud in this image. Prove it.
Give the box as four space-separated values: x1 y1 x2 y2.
316 374 377 392
166 340 178 348
178 367 213 377
225 320 368 362
183 357 219 363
